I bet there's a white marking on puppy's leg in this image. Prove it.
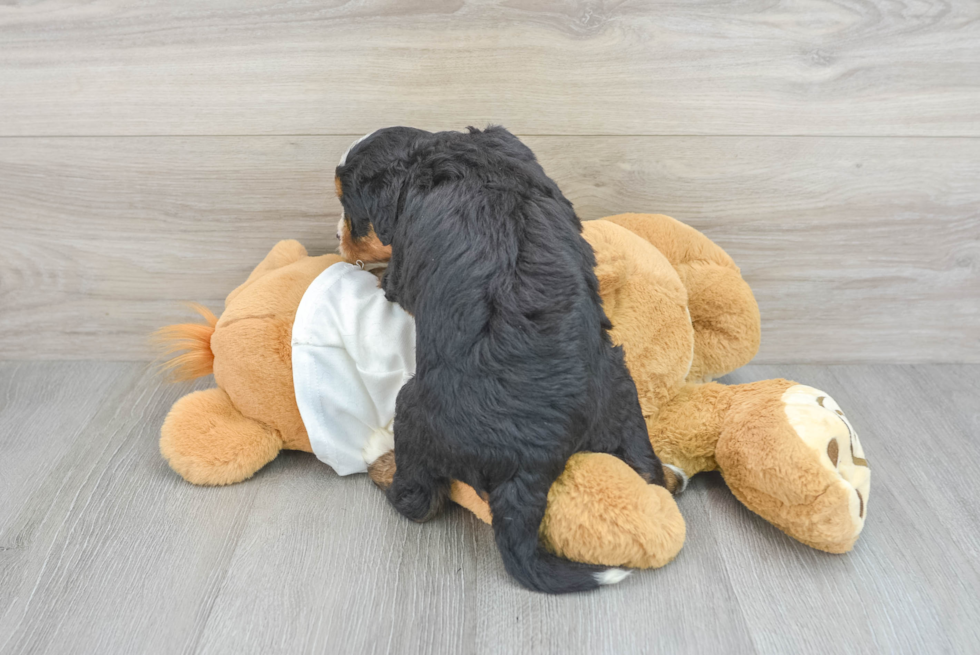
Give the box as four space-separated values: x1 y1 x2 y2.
665 464 689 493
594 568 631 585
361 426 395 466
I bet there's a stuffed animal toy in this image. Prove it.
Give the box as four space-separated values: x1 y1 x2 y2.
157 214 870 570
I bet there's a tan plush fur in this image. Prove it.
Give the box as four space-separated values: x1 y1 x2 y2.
584 221 694 416
160 388 282 485
603 213 761 382
539 453 686 569
646 382 732 477
152 303 218 381
157 214 868 566
716 379 862 553
158 240 330 481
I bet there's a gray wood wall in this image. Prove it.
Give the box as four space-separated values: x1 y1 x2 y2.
1 1 977 363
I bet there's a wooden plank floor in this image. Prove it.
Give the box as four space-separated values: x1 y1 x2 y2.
1 1 979 364
1 135 978 363
2 362 977 655
2 1 979 136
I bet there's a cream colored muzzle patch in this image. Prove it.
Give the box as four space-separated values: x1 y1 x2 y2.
782 385 871 534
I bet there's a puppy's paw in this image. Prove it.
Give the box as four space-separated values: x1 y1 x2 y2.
368 450 396 491
387 475 447 523
662 464 689 495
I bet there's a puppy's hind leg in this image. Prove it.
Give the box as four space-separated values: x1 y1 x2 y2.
386 383 450 523
387 462 448 523
597 374 666 487
617 435 667 487
615 412 666 487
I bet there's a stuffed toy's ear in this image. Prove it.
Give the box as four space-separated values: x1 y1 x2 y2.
335 126 430 245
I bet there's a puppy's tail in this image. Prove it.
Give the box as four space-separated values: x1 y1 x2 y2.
489 474 630 594
152 303 218 381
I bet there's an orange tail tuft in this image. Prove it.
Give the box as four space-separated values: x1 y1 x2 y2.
153 303 218 381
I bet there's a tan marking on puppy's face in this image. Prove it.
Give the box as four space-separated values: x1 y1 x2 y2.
337 215 392 265
335 175 343 199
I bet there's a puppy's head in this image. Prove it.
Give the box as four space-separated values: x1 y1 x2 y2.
334 125 541 266
335 127 430 264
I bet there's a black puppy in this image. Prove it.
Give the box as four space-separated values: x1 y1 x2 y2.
335 126 665 594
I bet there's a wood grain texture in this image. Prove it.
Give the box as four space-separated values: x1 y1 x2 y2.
1 363 978 654
0 364 260 655
0 361 139 531
1 135 977 362
713 365 980 654
462 480 756 655
1 1 979 136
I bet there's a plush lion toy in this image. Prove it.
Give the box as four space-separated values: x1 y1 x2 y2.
157 214 870 569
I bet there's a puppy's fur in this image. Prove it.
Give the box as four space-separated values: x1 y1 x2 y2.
336 126 665 594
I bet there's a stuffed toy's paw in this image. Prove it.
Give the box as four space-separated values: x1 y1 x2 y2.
540 454 686 569
717 380 870 553
160 388 283 486
418 454 686 569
